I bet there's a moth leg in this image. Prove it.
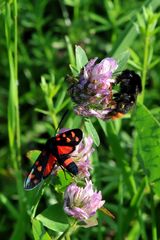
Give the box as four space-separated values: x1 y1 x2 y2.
59 165 68 180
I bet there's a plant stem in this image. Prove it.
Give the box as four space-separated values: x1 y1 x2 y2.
138 11 158 240
57 219 78 240
14 0 21 164
117 174 123 240
139 25 150 104
150 186 157 240
107 122 137 195
46 96 58 129
5 1 26 237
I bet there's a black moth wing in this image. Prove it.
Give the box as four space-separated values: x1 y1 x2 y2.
24 150 54 190
46 128 83 156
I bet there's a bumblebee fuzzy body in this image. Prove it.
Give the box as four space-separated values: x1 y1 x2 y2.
110 70 142 119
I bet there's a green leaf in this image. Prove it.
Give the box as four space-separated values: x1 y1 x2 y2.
98 119 107 136
0 193 19 220
69 64 79 76
133 104 160 196
54 169 72 193
75 45 88 72
32 219 51 240
111 0 160 57
106 121 137 195
114 51 130 72
112 24 138 57
36 204 69 232
65 35 75 66
85 119 100 146
10 217 25 240
127 221 140 240
26 150 41 163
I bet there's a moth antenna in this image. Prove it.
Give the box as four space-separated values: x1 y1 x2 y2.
55 110 69 134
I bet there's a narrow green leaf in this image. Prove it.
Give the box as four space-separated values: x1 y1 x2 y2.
75 45 88 72
69 64 79 76
111 0 160 56
133 104 160 196
98 119 107 136
0 193 18 220
85 119 100 146
54 169 72 193
10 216 25 240
112 24 138 57
127 221 140 240
36 204 69 232
106 121 137 195
65 35 75 66
35 108 49 115
32 219 51 240
114 51 130 72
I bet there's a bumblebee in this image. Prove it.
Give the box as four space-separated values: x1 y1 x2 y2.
110 70 142 119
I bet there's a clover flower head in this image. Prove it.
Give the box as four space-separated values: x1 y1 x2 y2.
64 180 105 221
69 57 118 120
54 129 93 178
71 136 94 178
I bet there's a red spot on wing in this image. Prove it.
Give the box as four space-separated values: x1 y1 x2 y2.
35 161 39 166
57 145 74 155
66 137 71 143
63 158 73 168
75 137 79 142
43 154 57 177
37 166 42 172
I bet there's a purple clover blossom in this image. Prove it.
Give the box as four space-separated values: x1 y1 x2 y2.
54 129 94 179
71 136 94 179
64 180 105 222
69 57 118 120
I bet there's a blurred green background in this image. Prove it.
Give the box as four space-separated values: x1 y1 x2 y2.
0 0 160 239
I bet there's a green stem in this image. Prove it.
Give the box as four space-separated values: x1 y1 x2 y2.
107 122 137 195
65 35 75 66
5 3 15 160
46 96 58 129
131 178 147 240
57 219 78 240
13 0 25 216
150 186 157 240
14 0 21 164
117 174 123 240
139 27 150 104
5 2 26 238
137 209 147 240
138 14 157 240
30 180 49 219
0 193 19 220
73 0 80 20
